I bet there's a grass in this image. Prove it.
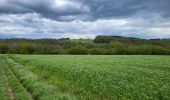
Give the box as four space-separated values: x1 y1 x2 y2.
69 39 93 44
7 55 170 100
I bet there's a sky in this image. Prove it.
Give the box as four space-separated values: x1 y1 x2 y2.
0 0 170 39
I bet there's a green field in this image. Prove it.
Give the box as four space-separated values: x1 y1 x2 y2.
0 55 170 100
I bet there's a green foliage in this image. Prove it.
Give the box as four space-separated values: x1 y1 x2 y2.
88 48 102 55
94 36 115 43
111 42 126 54
0 36 170 55
127 45 152 55
18 42 34 54
0 45 9 54
69 45 88 54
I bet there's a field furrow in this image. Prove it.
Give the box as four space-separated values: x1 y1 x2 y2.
6 56 76 100
0 55 34 100
0 67 10 100
3 70 14 100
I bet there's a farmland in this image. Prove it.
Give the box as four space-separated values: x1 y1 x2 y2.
0 55 170 100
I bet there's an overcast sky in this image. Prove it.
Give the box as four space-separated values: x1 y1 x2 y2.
0 0 170 39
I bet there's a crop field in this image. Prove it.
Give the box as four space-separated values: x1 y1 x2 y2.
0 55 170 100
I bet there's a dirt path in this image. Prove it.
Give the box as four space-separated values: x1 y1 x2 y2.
5 59 34 100
8 67 34 100
0 56 34 100
3 70 14 100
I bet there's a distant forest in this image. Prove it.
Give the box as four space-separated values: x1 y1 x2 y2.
0 36 170 55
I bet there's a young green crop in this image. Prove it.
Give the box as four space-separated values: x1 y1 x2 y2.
11 55 170 100
6 56 76 100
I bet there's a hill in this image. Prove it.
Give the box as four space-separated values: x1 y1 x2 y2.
94 36 170 46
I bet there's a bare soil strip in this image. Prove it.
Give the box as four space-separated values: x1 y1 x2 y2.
6 60 34 100
6 63 34 100
2 70 14 100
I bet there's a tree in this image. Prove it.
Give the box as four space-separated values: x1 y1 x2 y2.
18 42 34 54
127 45 152 55
150 46 166 55
0 45 9 54
69 45 88 54
94 36 115 43
88 48 102 55
111 42 126 54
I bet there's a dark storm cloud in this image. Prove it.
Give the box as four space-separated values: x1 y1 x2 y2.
0 0 89 21
0 0 170 21
80 0 170 19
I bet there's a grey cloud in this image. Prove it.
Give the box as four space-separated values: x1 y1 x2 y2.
80 0 170 20
0 0 170 39
0 0 170 21
0 0 89 21
1 13 170 39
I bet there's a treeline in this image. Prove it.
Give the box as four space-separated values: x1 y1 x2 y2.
0 36 170 55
